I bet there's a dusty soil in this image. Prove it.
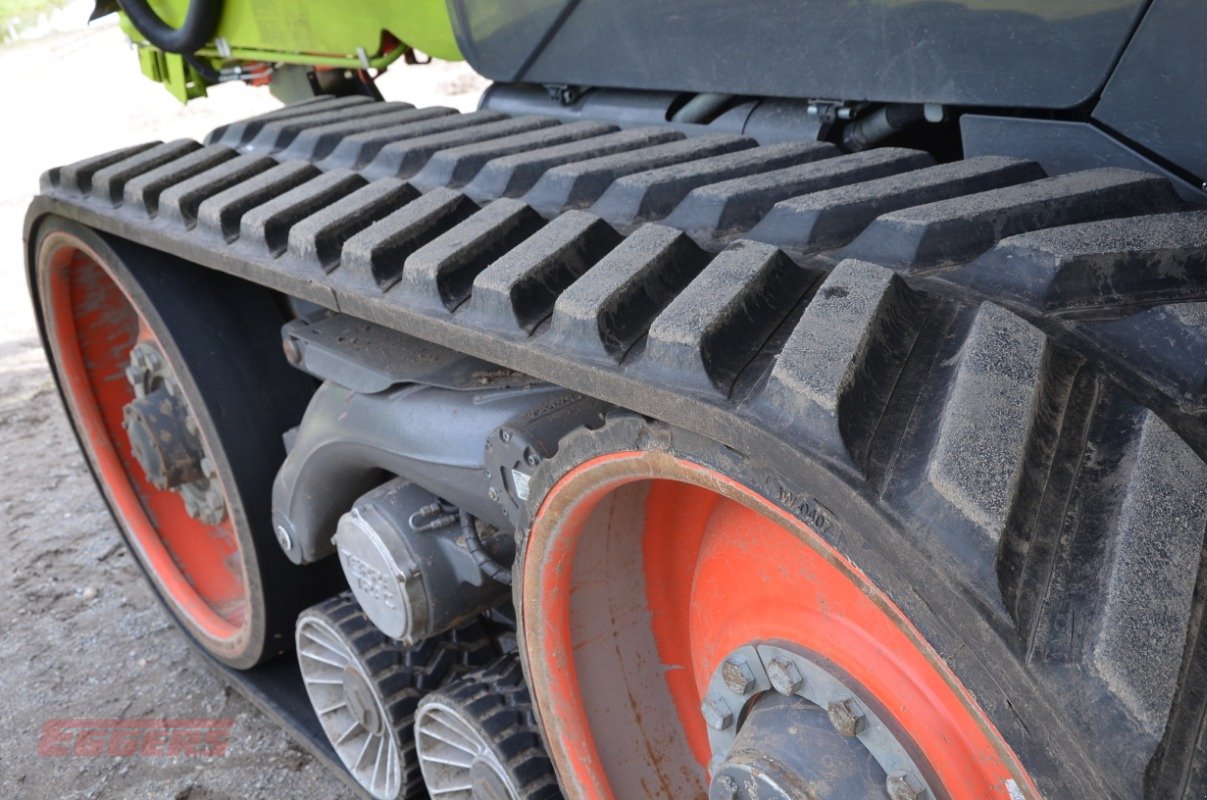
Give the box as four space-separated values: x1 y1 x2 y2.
0 6 486 797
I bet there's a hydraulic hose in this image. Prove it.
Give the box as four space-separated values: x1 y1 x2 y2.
460 511 512 586
842 103 926 152
117 0 222 55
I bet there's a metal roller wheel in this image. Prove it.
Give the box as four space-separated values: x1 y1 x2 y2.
296 593 492 800
415 655 562 800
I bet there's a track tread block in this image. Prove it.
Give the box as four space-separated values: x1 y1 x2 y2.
463 126 684 203
588 141 837 228
547 224 711 361
748 156 1044 254
121 144 239 216
43 142 160 195
842 168 1185 272
320 109 505 171
466 210 623 334
399 198 546 311
88 140 203 206
410 120 617 191
238 169 367 256
524 133 755 216
362 115 560 181
751 259 924 470
244 100 413 154
1090 411 1207 738
157 154 278 228
341 188 480 292
195 160 321 242
926 302 1049 542
286 178 420 273
642 240 814 395
662 147 934 241
205 96 373 148
275 105 453 162
948 209 1207 313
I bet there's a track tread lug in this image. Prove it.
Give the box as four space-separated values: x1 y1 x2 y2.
275 105 450 162
238 169 367 256
43 142 160 195
319 108 503 171
244 100 413 154
547 223 711 361
89 140 203 206
524 133 755 216
465 210 622 334
399 198 546 311
588 140 837 228
286 178 420 273
121 144 239 216
195 160 322 243
662 147 934 242
748 155 1045 254
642 240 815 395
157 154 278 228
361 115 560 181
205 96 373 148
842 168 1185 272
462 126 684 203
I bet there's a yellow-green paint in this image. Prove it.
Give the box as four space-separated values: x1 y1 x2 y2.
122 0 462 100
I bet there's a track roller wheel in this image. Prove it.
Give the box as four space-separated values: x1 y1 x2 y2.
31 216 337 668
415 654 563 800
517 415 1043 800
296 592 493 800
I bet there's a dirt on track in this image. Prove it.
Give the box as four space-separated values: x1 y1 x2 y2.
0 6 485 797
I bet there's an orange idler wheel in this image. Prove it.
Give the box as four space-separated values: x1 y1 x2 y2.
518 418 1041 800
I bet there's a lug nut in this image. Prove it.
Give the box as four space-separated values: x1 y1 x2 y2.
827 697 865 737
721 656 756 696
766 656 804 695
700 695 733 731
887 772 925 800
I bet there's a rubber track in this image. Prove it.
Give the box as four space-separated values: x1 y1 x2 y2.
27 96 1207 799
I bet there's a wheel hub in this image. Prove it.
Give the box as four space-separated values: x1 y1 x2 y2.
710 693 886 800
342 667 384 736
702 644 935 800
121 341 225 524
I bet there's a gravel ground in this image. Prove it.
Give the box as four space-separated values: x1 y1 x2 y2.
0 6 486 798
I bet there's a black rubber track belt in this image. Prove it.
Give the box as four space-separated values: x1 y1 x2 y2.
23 95 1207 799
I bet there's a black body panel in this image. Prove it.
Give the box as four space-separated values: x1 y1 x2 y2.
449 0 1147 109
1094 0 1207 184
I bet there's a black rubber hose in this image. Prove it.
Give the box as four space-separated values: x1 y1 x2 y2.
117 0 222 55
842 104 926 152
460 512 512 586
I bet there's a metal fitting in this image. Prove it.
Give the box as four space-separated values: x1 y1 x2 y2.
887 771 926 800
766 657 804 696
700 695 733 731
827 697 865 737
721 657 756 696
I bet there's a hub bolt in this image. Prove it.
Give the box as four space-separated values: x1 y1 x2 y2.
827 697 865 737
887 772 925 800
766 657 804 696
721 657 756 696
700 695 733 731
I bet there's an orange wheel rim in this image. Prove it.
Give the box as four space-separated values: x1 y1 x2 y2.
39 231 247 646
522 450 1040 800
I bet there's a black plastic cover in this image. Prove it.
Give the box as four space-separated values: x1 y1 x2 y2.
448 0 1147 109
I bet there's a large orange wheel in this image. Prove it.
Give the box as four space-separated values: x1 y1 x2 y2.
517 417 1042 800
31 217 337 668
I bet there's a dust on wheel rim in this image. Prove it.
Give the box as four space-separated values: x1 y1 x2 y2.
521 450 1041 800
38 230 249 647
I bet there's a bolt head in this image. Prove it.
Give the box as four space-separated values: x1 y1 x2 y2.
700 695 733 731
721 657 756 696
487 487 500 502
275 525 293 552
887 772 925 800
500 429 512 443
524 450 541 467
827 697 865 737
766 657 804 695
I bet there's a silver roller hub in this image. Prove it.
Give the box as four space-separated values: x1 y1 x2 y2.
296 613 403 800
415 699 520 800
702 643 938 800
